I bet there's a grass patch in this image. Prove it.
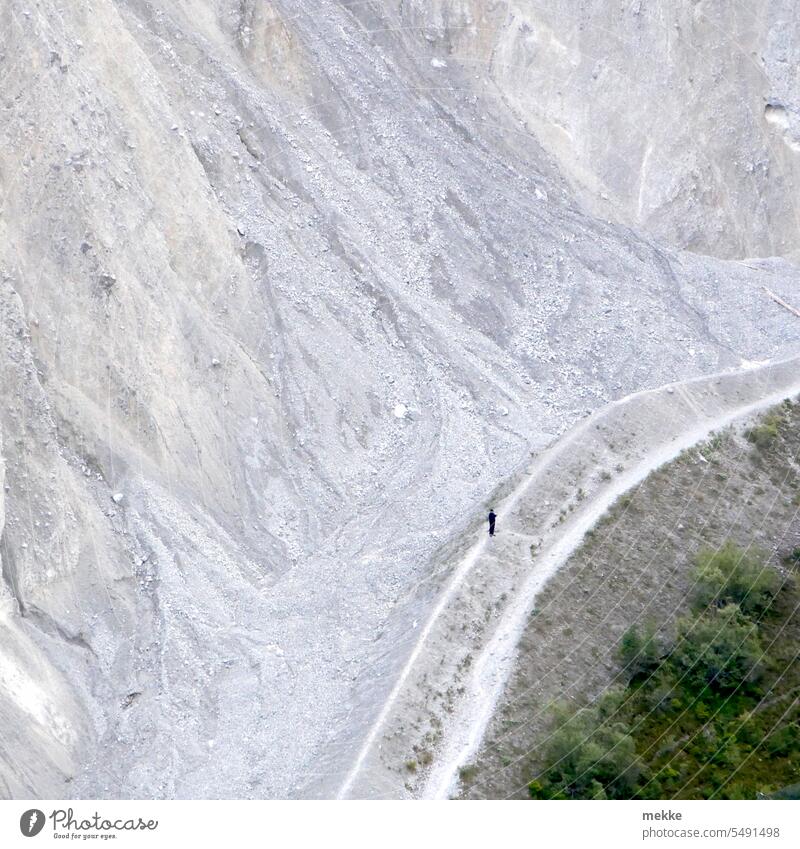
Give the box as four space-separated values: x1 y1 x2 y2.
459 764 479 783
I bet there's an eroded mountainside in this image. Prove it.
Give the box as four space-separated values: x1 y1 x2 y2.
0 1 797 798
395 0 800 258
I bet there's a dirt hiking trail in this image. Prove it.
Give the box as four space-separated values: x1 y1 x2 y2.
337 355 800 799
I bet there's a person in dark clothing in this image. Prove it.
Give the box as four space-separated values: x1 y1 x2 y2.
488 509 496 537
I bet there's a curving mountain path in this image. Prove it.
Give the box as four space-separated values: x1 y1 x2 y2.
334 355 800 799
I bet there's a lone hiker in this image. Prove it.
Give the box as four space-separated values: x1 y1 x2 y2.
488 509 497 537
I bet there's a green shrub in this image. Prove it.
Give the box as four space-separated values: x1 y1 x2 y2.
530 689 640 799
669 604 763 694
764 725 800 757
745 413 783 448
693 542 780 616
619 623 661 680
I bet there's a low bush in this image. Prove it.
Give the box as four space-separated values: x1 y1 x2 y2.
745 412 783 449
619 622 661 681
692 542 780 615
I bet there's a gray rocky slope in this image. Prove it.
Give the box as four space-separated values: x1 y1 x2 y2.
0 0 797 798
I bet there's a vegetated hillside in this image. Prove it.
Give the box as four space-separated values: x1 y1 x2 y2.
464 399 800 799
0 0 798 798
